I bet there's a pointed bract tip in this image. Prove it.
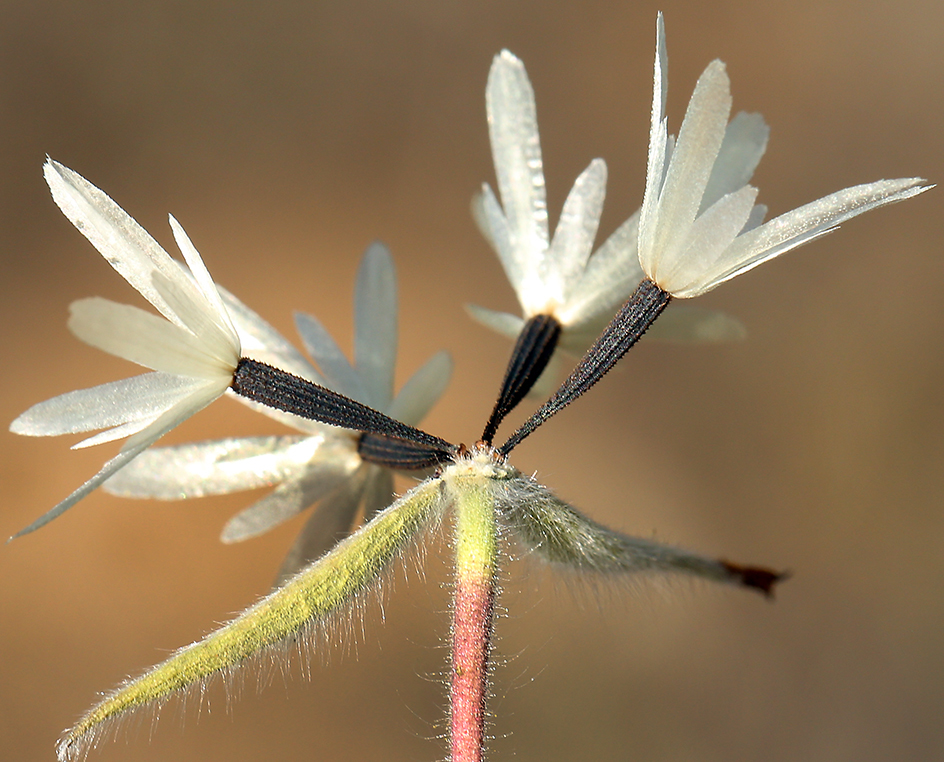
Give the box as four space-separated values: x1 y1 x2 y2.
43 158 78 196
656 12 666 54
43 158 62 190
720 560 791 599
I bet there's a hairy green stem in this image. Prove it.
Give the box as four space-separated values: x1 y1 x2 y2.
450 480 498 762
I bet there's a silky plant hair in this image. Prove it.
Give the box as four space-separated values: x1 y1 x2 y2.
9 12 930 762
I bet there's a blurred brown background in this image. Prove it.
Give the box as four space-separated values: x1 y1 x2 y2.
2 1 942 760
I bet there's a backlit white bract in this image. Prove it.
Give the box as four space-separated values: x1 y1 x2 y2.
638 14 929 298
106 243 452 579
10 161 240 538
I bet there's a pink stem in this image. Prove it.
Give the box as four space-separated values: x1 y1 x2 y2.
450 568 496 762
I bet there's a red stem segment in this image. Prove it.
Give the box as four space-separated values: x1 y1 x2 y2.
450 572 496 761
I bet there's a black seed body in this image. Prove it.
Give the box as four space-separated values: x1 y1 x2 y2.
232 358 456 459
358 432 454 470
481 314 562 444
500 279 671 455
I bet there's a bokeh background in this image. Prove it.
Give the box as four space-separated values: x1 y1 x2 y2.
2 1 942 760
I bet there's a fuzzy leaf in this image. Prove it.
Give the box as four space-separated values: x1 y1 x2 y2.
57 476 445 761
494 472 783 596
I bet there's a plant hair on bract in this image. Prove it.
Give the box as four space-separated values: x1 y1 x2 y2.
493 469 782 596
56 477 446 762
57 449 513 761
57 443 785 759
